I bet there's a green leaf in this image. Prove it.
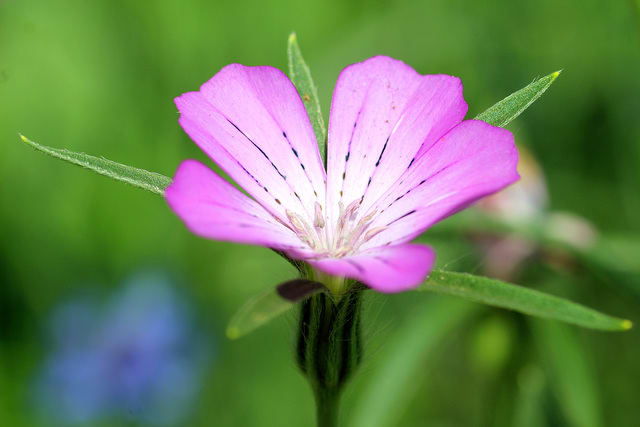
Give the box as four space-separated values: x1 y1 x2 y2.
287 32 327 165
226 279 324 339
512 366 547 427
532 320 602 427
476 70 561 127
349 297 476 427
19 134 172 196
418 270 632 331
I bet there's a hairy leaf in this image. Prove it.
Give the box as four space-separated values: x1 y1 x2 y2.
476 71 561 127
287 32 327 165
20 134 171 195
418 270 631 331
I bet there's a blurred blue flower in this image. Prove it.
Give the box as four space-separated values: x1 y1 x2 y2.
36 272 210 426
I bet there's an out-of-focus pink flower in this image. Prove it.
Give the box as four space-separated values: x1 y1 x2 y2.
477 146 548 224
167 57 519 292
477 146 597 279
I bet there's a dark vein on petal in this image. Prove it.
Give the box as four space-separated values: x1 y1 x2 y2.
386 209 416 226
226 119 287 180
347 259 365 273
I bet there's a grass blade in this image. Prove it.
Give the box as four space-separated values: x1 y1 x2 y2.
476 71 561 127
19 134 172 196
418 270 631 331
349 297 476 427
287 32 327 165
531 320 602 427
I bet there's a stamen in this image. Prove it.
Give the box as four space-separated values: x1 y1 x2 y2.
286 209 307 235
286 209 321 250
362 226 387 242
337 201 348 234
314 202 325 229
334 246 352 258
283 197 384 257
361 209 377 223
345 199 360 221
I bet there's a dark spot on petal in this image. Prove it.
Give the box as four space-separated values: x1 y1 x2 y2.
275 199 281 205
342 172 346 180
292 147 299 157
264 186 269 192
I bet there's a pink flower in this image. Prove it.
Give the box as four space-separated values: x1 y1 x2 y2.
166 56 519 293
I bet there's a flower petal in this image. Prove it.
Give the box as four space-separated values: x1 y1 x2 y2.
175 64 326 226
325 56 467 235
166 160 307 251
309 244 435 293
361 120 519 249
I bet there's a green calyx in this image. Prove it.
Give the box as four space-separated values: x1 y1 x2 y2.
296 291 364 426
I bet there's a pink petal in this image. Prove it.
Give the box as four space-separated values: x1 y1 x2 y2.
166 160 307 251
309 243 435 293
175 64 326 226
325 56 467 236
361 120 519 249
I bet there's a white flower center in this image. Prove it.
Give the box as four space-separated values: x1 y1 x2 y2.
285 200 387 258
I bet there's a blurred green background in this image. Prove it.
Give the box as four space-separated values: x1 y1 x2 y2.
1 0 639 426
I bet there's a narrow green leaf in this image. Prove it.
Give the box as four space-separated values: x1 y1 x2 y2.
226 279 324 339
512 366 547 427
418 270 632 331
19 134 172 196
350 297 476 427
287 32 327 164
476 70 561 127
532 320 602 427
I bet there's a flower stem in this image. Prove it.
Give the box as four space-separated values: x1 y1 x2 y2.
314 387 340 427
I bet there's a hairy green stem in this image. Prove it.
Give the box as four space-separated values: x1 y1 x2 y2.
315 387 340 427
297 291 363 427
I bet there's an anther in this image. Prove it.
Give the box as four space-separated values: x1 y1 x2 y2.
313 202 325 229
362 226 387 242
286 209 307 234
